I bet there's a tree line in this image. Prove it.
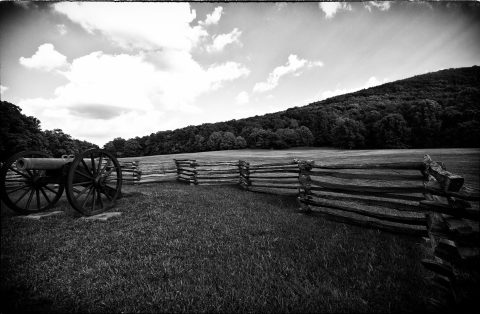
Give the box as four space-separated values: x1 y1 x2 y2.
104 66 480 157
1 66 479 160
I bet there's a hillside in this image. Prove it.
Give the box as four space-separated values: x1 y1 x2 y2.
105 66 480 157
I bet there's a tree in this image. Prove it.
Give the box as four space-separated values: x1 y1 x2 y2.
235 136 247 149
219 132 236 150
373 114 410 148
207 131 223 151
104 137 126 156
0 101 49 160
249 128 280 148
193 135 206 151
276 128 299 147
403 99 442 147
332 118 366 149
296 126 315 146
42 129 77 157
123 138 142 157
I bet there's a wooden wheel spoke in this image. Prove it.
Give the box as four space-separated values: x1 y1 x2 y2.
74 184 92 201
36 189 41 210
72 181 93 186
39 187 51 204
72 187 82 194
6 185 29 194
14 187 31 204
25 189 35 210
97 155 103 176
5 179 29 183
92 187 97 211
99 159 110 174
81 159 94 177
97 190 103 209
8 167 30 179
43 185 59 194
90 155 96 176
105 184 117 194
75 169 93 180
102 187 113 201
81 186 94 209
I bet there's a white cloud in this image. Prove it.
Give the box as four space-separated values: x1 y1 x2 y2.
364 76 382 88
319 2 352 19
236 91 249 105
57 24 67 35
207 28 242 53
18 3 250 146
19 43 68 71
0 85 8 96
253 54 323 93
319 76 389 100
364 1 392 12
206 62 250 89
18 50 249 145
54 2 205 51
200 6 223 26
320 88 349 100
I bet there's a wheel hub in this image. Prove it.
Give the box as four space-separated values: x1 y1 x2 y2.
94 175 106 187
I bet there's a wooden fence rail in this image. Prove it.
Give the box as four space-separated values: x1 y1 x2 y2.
175 159 239 185
297 160 428 235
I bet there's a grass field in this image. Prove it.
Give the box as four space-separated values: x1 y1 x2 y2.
1 147 478 312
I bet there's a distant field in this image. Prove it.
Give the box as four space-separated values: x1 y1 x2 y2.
122 147 480 188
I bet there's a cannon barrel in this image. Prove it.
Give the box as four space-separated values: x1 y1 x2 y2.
16 157 75 171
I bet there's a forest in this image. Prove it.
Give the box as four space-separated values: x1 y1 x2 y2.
1 66 479 160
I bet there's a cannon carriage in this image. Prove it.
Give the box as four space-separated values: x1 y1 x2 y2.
0 149 122 216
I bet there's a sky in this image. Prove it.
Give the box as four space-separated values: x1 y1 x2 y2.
1 1 479 147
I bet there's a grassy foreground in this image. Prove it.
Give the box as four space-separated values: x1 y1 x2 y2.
1 181 429 313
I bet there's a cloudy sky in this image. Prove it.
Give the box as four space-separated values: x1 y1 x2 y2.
1 1 479 146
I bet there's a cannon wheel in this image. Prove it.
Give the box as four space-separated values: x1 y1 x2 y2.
65 149 122 216
0 151 65 214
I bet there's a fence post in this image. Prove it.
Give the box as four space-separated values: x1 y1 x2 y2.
174 159 180 182
239 160 250 190
191 160 198 185
297 159 314 212
133 160 141 184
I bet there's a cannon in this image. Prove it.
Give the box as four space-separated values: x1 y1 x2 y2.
0 149 122 216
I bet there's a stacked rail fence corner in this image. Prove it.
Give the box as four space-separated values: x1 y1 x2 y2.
420 154 479 311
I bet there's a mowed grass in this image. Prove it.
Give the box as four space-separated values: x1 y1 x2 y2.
1 182 428 313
